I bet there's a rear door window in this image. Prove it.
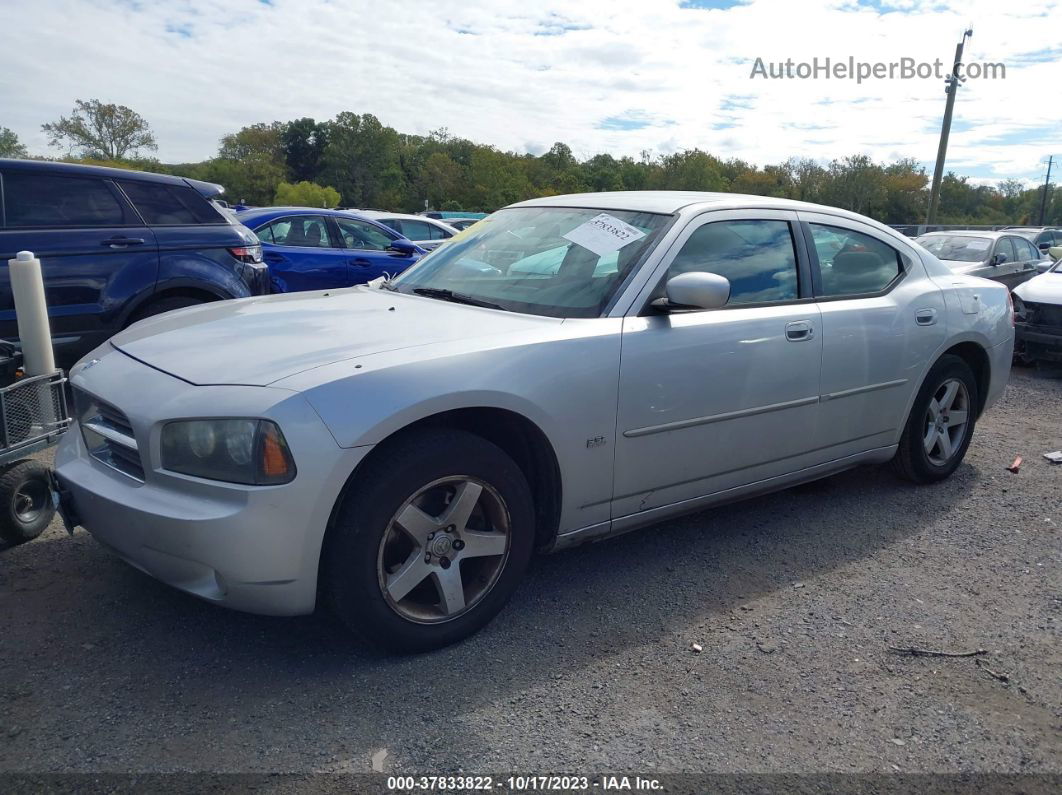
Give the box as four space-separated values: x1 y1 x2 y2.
2 172 133 228
808 224 902 296
119 180 224 225
398 220 434 240
1015 237 1039 261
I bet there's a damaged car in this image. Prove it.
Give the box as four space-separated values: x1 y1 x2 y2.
1013 257 1062 365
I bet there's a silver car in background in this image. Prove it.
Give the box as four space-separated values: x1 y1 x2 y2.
916 230 1045 287
56 191 1014 652
357 211 458 250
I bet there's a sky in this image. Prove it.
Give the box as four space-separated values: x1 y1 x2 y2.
1 0 1059 186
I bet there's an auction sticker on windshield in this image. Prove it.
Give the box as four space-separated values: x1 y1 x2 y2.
563 213 647 257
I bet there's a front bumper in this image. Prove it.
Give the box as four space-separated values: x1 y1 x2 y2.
55 346 369 616
1015 322 1062 363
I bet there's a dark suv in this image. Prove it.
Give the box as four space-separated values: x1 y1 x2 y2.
0 159 269 367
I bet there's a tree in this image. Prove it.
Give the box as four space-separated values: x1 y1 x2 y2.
0 127 28 158
218 122 285 163
282 118 330 183
417 152 463 208
274 180 341 208
41 99 157 159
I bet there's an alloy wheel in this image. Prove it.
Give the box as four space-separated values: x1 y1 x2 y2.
376 476 511 623
923 378 971 467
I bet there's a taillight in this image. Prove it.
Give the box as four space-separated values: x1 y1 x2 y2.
229 245 263 263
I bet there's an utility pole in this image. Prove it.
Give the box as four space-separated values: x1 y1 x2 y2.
1038 156 1054 225
926 28 974 227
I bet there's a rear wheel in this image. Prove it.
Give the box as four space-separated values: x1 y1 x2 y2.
0 460 55 545
892 355 979 484
323 429 534 652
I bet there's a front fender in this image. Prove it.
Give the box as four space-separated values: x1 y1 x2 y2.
291 328 625 533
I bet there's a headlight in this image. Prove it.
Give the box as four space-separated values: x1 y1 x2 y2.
1012 294 1026 320
161 419 296 485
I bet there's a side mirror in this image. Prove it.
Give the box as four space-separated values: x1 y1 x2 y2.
656 271 731 311
991 252 1008 266
1039 243 1051 252
388 239 417 256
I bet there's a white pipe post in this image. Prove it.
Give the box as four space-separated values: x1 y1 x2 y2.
8 250 56 376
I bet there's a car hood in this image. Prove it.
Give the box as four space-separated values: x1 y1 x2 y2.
110 287 562 386
1014 272 1062 305
939 259 986 275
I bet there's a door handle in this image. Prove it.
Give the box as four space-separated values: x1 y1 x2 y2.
785 320 814 341
350 258 372 266
101 237 145 247
915 308 937 326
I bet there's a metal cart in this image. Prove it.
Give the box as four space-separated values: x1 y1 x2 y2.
0 340 71 544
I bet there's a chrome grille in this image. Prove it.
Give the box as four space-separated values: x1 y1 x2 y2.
74 388 144 481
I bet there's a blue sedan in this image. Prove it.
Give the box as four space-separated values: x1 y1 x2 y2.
235 207 425 293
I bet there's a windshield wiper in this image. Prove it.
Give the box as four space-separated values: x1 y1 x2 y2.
412 287 507 311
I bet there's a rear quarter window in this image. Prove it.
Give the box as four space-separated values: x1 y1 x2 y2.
119 180 225 225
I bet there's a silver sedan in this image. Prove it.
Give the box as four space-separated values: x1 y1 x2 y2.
55 191 1014 652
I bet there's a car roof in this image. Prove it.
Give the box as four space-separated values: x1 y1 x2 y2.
360 210 452 224
509 190 902 225
0 157 220 194
234 206 399 230
918 230 1008 239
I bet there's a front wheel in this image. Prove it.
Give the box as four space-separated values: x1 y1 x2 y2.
323 429 535 653
892 354 979 484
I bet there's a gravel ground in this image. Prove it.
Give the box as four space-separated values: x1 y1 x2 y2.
0 369 1059 777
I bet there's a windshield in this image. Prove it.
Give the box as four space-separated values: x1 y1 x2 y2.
390 207 670 318
916 235 991 263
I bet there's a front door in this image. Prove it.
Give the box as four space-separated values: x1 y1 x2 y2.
613 211 822 519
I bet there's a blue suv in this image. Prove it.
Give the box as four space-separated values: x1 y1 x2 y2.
235 207 424 293
0 159 269 367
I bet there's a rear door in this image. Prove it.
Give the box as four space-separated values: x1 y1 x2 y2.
1011 236 1043 284
802 214 946 457
331 216 417 283
0 169 158 362
255 215 349 292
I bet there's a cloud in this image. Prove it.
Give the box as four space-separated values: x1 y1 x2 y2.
0 0 1058 184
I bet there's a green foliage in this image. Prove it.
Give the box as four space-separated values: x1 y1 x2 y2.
42 99 156 160
0 127 28 158
274 180 341 208
24 102 1058 224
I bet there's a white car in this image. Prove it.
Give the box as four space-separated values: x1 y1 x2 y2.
55 191 1013 652
1013 256 1062 366
357 211 457 250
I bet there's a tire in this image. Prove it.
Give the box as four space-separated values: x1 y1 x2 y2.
0 459 56 545
128 296 209 325
323 428 535 653
892 354 979 484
